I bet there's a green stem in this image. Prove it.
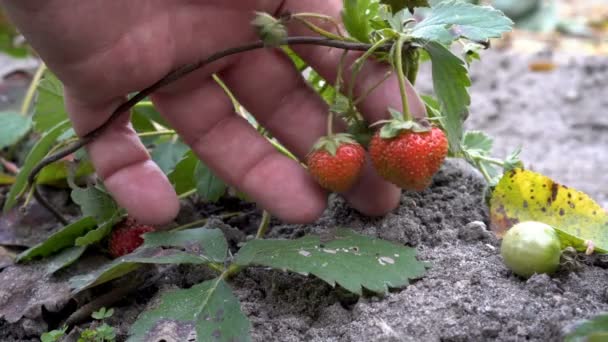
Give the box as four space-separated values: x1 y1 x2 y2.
476 160 494 184
394 35 411 121
476 155 505 167
171 212 240 231
20 63 46 116
255 210 271 239
292 14 350 41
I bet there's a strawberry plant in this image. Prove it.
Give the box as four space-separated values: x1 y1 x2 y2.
0 0 531 340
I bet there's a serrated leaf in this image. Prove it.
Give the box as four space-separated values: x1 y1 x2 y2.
150 140 189 174
0 111 31 149
128 278 250 342
70 227 227 292
71 185 119 224
16 217 97 262
565 313 608 342
74 215 120 247
168 151 197 195
381 0 430 13
44 246 87 274
194 161 226 202
33 70 68 133
3 120 72 213
423 41 470 152
235 228 426 295
411 0 513 44
342 0 379 43
490 169 608 253
462 131 493 157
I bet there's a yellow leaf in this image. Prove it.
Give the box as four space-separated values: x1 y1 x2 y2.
490 168 608 253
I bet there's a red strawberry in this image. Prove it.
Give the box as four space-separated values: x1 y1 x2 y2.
108 217 155 258
306 134 366 193
369 126 448 191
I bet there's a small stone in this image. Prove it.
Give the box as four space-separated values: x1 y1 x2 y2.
458 221 490 242
563 89 580 102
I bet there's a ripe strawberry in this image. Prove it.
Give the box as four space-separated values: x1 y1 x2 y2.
306 134 366 193
108 217 155 258
369 126 448 191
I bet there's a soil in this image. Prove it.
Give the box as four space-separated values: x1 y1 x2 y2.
1 49 607 341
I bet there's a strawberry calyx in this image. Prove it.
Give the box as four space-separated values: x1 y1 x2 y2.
310 133 359 156
372 108 431 139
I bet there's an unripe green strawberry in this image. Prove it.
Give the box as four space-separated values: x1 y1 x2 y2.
306 134 366 193
369 127 448 191
108 217 155 258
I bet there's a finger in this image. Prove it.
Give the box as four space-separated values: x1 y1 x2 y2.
218 46 400 216
151 77 327 224
64 88 180 225
281 0 427 123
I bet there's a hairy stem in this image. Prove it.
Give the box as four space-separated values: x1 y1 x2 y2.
28 36 398 223
20 62 46 116
394 35 411 121
255 210 271 239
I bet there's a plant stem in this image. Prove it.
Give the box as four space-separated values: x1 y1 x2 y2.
476 155 505 167
347 36 392 110
170 212 240 232
20 62 46 116
255 210 271 239
292 14 349 41
353 70 392 106
394 35 411 121
27 36 396 224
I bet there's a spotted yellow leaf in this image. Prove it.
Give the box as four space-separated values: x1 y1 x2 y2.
490 168 608 253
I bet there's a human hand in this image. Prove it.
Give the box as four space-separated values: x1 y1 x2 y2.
1 1 427 225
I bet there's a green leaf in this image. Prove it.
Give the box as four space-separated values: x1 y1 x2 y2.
129 278 250 342
3 120 72 213
380 0 430 13
74 216 120 247
36 160 95 186
95 323 116 341
194 161 226 202
33 71 68 133
411 0 513 44
565 313 608 342
462 131 493 157
70 227 227 292
92 307 114 320
342 0 379 43
16 217 97 262
0 111 31 149
423 41 470 152
168 151 197 195
71 185 119 223
235 228 426 295
45 246 87 274
40 326 68 342
150 140 189 174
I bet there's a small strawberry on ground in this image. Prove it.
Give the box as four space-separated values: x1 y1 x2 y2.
108 217 155 258
369 108 448 191
306 133 366 193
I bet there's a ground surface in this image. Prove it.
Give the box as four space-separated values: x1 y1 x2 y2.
1 47 607 341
